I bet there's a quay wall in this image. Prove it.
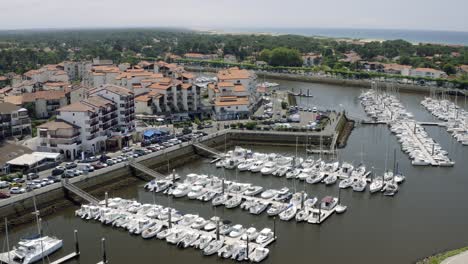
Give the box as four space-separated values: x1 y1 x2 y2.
228 130 333 147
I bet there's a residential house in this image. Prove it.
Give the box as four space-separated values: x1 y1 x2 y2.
303 53 322 67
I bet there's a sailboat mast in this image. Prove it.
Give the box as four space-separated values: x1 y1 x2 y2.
5 217 10 262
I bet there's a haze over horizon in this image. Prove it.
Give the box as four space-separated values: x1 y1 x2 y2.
1 0 467 32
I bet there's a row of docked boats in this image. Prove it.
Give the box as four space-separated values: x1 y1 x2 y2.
421 97 468 146
145 174 346 224
75 198 272 262
360 89 453 167
212 146 405 195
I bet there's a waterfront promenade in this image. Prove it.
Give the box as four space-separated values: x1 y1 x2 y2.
440 250 468 264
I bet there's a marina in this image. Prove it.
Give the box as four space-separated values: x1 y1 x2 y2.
421 97 468 146
1 79 468 264
144 173 341 224
360 88 454 166
75 197 276 262
212 146 404 196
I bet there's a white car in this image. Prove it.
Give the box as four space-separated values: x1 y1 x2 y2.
312 107 318 113
0 181 10 188
10 187 26 194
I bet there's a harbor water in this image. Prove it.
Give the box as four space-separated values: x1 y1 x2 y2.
3 80 468 264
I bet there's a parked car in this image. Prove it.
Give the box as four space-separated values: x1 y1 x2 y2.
47 176 60 183
51 168 64 176
27 173 39 180
122 147 132 153
64 170 76 178
0 192 10 199
10 187 26 194
77 163 95 172
65 162 77 169
10 182 22 188
0 181 10 188
92 162 107 170
13 177 25 183
133 149 147 156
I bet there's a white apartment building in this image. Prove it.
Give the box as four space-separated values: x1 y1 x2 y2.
217 67 257 94
208 67 256 120
37 84 135 159
410 68 447 79
89 84 135 134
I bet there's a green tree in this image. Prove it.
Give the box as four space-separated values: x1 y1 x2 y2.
268 47 302 67
442 63 456 75
258 49 272 62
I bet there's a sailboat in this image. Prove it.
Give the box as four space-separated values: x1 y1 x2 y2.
0 194 63 264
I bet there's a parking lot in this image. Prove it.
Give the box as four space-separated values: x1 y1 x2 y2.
0 131 208 199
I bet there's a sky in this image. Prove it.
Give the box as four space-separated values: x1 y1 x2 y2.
1 0 467 32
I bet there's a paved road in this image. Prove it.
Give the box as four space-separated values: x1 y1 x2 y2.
441 250 468 264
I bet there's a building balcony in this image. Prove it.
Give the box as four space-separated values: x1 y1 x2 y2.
49 135 81 145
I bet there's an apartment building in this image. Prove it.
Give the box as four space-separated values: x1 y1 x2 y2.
0 103 31 140
23 64 69 84
207 67 257 120
410 68 447 79
37 120 82 160
217 67 257 95
4 90 69 118
36 84 135 158
89 84 135 134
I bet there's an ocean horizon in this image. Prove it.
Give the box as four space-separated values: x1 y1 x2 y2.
209 27 468 46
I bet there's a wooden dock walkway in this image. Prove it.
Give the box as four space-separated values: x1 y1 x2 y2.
50 252 79 264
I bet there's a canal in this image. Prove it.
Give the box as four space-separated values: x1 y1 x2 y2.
4 80 468 264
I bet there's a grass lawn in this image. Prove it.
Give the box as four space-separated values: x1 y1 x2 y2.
418 247 468 264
